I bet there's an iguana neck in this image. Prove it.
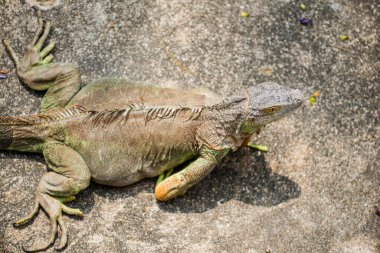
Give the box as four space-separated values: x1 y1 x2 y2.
210 95 247 125
202 95 250 146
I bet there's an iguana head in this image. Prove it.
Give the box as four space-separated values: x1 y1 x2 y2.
240 82 303 134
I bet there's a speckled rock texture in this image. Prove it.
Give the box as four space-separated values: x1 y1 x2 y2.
0 0 379 252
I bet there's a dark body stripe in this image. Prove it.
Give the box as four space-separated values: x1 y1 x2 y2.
0 125 13 149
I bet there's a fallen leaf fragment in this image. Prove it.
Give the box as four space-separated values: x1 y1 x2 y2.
308 96 316 105
108 21 116 29
247 143 269 152
0 69 10 74
339 35 349 41
308 90 320 105
241 11 250 17
300 3 306 11
299 17 313 25
311 90 320 97
258 66 274 76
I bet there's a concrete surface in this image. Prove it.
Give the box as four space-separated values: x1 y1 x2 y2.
0 0 379 252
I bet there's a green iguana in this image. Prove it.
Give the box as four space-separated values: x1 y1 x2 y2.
1 17 303 252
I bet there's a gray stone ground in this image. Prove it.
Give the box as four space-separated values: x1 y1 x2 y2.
0 0 379 252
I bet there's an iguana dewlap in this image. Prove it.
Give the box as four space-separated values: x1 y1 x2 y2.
1 17 303 252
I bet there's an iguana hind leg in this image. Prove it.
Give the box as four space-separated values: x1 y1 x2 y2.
16 142 91 252
3 16 81 112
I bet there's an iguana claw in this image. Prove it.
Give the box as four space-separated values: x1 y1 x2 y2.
13 201 39 226
22 216 57 252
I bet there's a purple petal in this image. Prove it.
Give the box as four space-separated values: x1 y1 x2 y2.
299 17 313 25
0 74 7 79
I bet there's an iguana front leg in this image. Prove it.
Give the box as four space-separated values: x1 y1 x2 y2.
15 142 91 252
155 147 229 201
3 16 81 112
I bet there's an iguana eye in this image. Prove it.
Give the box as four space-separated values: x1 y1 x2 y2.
263 106 280 114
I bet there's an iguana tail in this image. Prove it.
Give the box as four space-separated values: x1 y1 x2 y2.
0 114 47 152
0 106 86 152
0 116 15 150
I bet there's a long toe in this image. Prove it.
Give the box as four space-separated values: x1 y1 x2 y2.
21 217 58 252
14 201 40 226
55 216 68 250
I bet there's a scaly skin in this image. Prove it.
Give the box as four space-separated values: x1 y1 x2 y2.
0 16 303 252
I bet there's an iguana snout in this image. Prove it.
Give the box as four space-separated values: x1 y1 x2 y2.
245 82 304 126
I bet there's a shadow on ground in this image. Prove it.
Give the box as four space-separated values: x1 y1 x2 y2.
157 148 301 213
75 148 301 214
1 147 301 217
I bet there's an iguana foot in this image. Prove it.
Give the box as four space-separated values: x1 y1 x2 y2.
15 192 83 252
14 143 91 251
3 15 81 112
14 196 77 225
3 17 55 74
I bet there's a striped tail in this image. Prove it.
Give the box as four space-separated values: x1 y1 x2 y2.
0 117 14 150
0 114 42 151
0 106 86 151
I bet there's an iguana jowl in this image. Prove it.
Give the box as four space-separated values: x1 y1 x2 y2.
1 18 303 252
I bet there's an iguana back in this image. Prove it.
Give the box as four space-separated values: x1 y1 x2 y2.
63 103 204 186
1 101 208 186
67 78 221 110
